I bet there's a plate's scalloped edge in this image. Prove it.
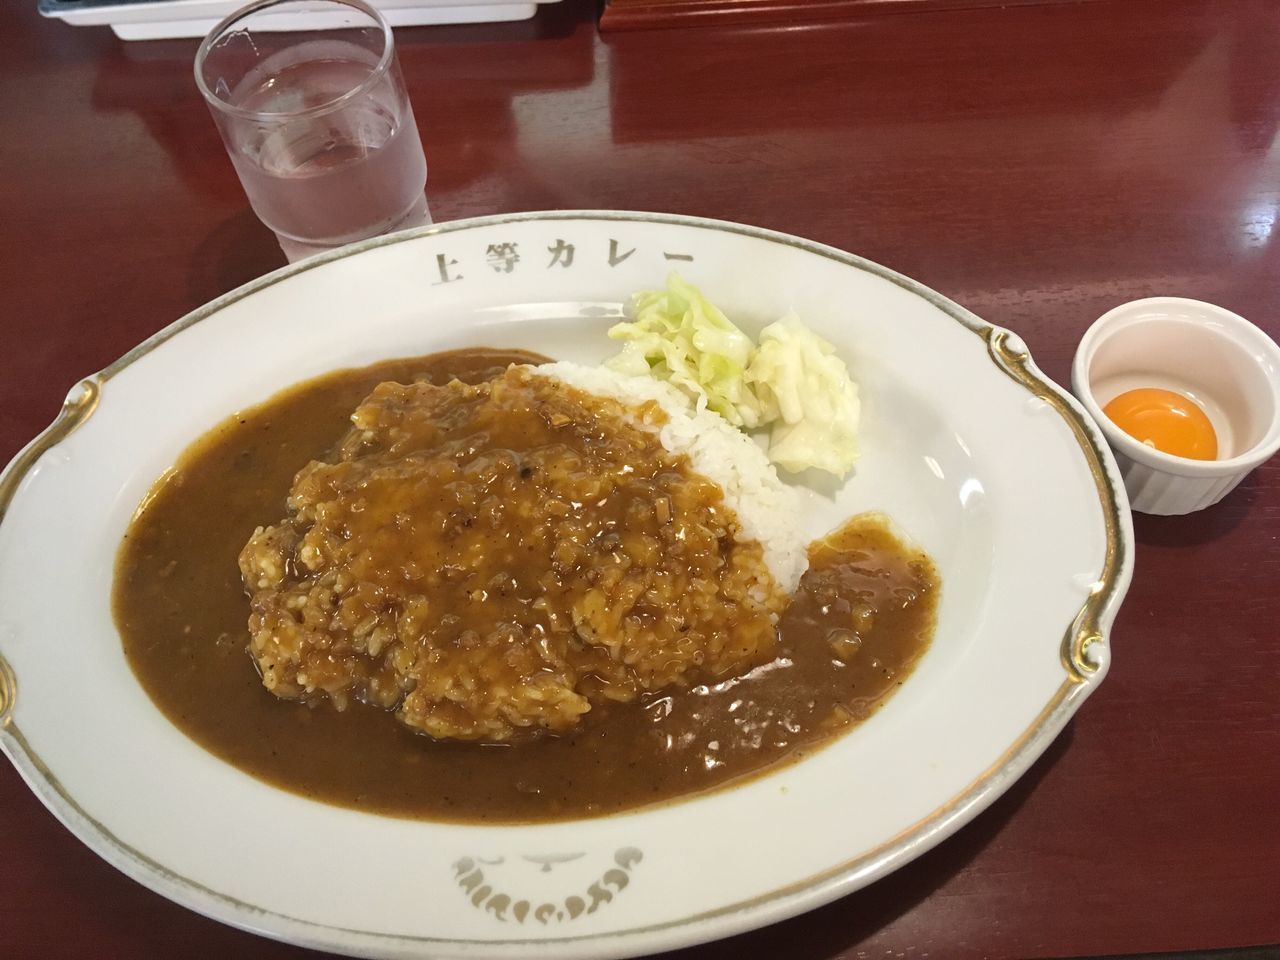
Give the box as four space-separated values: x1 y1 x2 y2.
0 377 101 728
0 651 14 729
982 328 1129 682
0 211 1134 959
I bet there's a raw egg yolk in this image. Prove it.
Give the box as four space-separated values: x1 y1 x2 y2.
1102 388 1218 460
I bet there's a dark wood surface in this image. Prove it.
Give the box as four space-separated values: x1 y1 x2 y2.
2 0 1278 957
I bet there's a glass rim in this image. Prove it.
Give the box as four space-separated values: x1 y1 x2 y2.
193 0 395 124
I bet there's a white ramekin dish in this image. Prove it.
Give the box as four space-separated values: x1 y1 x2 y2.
1072 297 1280 515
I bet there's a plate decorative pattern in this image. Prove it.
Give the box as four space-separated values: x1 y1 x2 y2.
981 327 1123 681
452 849 644 924
0 211 1133 960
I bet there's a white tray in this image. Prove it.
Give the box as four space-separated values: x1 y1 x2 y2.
39 0 562 39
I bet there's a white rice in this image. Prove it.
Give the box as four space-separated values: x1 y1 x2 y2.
527 361 807 594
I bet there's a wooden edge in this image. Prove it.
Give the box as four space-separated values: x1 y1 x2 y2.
599 0 1110 33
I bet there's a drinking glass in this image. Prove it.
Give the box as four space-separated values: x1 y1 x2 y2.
195 0 430 262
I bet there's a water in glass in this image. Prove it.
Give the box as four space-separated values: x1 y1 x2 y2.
226 48 428 247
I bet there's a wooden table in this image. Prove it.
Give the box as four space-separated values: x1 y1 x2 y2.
2 1 1278 957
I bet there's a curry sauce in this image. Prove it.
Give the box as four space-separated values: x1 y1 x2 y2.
114 349 938 822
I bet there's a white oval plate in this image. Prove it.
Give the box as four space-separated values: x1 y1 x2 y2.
0 212 1132 959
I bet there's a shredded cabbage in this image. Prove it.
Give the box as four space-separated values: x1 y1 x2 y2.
606 274 766 427
749 314 860 475
606 274 860 476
